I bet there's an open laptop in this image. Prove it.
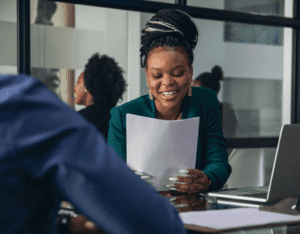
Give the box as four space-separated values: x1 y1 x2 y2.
207 124 300 203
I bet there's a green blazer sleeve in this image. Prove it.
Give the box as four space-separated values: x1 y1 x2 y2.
198 89 232 191
108 107 127 161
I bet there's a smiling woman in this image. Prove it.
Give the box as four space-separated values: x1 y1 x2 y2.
146 46 193 120
108 8 232 193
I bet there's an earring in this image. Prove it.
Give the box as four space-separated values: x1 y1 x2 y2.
188 82 192 97
149 89 153 100
84 89 87 93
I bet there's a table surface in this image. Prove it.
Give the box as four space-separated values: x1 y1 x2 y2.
57 191 300 234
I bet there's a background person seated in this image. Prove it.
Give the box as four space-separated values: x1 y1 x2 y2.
74 53 126 140
192 66 238 139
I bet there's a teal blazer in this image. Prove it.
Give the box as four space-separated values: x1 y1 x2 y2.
108 87 232 191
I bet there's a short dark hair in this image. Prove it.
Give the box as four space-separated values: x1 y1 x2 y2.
84 53 127 108
194 66 223 94
140 9 198 68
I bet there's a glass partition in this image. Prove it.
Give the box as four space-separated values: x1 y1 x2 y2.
0 0 17 75
140 13 291 138
28 0 292 139
226 148 276 188
187 0 292 18
30 0 137 110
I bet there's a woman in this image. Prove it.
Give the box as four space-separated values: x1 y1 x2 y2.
192 66 238 138
74 53 127 140
61 53 127 232
108 9 232 193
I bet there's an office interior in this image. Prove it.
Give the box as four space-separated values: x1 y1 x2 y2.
0 0 297 189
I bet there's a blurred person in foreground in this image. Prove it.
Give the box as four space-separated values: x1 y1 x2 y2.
192 66 237 138
0 74 186 234
74 53 126 140
108 8 232 193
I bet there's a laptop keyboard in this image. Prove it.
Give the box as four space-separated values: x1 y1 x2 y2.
239 192 267 198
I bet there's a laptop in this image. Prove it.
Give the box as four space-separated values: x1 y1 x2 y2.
207 124 300 203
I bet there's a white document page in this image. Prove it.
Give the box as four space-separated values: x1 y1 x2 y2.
126 114 200 191
179 208 300 231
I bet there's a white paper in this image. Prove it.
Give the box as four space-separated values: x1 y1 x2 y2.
179 208 300 231
126 114 200 191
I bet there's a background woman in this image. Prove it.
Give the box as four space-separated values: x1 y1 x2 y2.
61 53 127 232
108 9 231 193
192 66 238 138
74 53 127 140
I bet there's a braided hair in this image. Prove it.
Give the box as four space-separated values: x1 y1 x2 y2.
140 9 198 68
84 53 127 108
194 66 223 94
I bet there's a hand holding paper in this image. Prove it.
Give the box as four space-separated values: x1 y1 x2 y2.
168 169 210 193
126 114 200 191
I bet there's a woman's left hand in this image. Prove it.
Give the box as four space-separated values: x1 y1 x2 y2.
168 169 210 194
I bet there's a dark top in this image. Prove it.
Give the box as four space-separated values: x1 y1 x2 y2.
219 102 238 138
0 74 186 234
78 103 111 140
108 86 232 191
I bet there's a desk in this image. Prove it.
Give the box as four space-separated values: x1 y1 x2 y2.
57 191 300 234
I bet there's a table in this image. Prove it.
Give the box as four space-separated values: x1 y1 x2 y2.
56 191 300 234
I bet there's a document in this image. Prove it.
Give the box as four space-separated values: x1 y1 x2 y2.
126 114 200 191
179 208 300 231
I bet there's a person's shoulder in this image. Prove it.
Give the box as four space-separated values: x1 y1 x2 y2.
112 95 149 114
191 86 218 103
191 86 217 97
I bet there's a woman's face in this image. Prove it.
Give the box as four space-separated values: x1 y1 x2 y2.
74 72 87 105
146 46 193 110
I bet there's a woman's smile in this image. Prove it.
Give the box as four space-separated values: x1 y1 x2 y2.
161 90 178 97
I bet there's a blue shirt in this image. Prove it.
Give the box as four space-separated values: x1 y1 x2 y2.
0 74 186 234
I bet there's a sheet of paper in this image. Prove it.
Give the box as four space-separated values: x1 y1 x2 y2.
179 208 300 231
126 114 200 191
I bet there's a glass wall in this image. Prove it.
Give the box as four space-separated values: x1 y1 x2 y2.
30 0 139 110
10 0 295 190
187 0 290 18
140 12 291 139
0 0 17 75
226 147 276 188
27 0 292 138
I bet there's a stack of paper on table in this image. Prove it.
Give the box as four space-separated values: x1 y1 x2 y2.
126 114 200 191
179 208 300 232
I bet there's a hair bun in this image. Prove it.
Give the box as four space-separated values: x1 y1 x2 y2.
211 65 223 81
148 9 198 50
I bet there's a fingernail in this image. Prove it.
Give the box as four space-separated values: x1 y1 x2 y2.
169 197 177 202
169 177 178 181
167 184 175 188
180 169 189 173
141 175 150 179
174 182 188 184
170 187 177 190
135 171 144 176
